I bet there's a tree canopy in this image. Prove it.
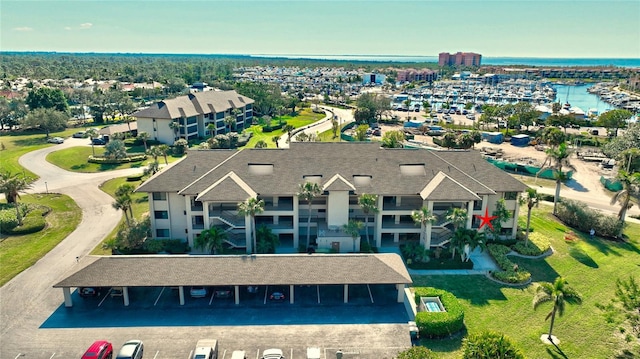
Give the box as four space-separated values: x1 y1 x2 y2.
21 108 67 137
25 87 69 114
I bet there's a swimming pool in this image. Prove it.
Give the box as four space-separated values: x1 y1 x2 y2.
420 296 446 312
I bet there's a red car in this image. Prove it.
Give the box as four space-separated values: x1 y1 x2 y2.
82 340 113 359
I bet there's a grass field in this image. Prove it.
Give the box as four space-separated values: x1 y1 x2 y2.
91 177 148 255
416 204 640 358
244 109 325 148
0 193 81 286
0 128 78 179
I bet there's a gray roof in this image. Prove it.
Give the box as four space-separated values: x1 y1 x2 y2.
133 90 254 120
99 122 138 135
138 143 524 198
53 253 412 287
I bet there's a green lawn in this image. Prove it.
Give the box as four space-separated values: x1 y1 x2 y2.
0 193 81 286
243 109 325 148
415 204 640 358
0 128 78 179
317 128 341 142
91 177 148 255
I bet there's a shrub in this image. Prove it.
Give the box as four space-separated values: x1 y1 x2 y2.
88 154 147 164
10 215 46 235
396 346 439 359
512 232 550 256
162 239 190 254
0 208 19 233
487 244 531 284
462 330 525 359
414 287 465 338
556 199 623 238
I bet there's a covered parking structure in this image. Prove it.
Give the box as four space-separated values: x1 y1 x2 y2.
54 253 412 307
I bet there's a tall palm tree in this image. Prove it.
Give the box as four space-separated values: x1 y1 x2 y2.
237 197 265 254
207 123 217 137
0 171 33 225
157 144 170 164
113 184 135 227
271 135 280 148
195 226 227 254
147 145 163 163
138 131 150 151
358 194 379 245
533 277 582 343
224 115 236 134
519 188 540 245
538 143 575 215
297 182 322 248
282 124 295 143
411 207 437 249
169 121 180 140
343 219 364 253
610 170 640 225
86 128 99 156
446 207 468 231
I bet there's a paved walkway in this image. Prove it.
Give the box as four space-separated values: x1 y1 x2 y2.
407 247 499 276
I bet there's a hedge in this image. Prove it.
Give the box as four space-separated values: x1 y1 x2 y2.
413 287 465 338
487 244 531 284
1 205 49 235
88 154 147 164
0 208 19 233
262 122 285 133
512 232 550 256
462 331 525 359
556 199 623 238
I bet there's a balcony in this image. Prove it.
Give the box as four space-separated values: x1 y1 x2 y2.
382 197 423 211
262 198 294 211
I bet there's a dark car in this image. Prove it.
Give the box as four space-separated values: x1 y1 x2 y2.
92 138 106 145
269 291 286 301
79 287 98 297
213 287 233 298
82 340 113 359
73 131 86 138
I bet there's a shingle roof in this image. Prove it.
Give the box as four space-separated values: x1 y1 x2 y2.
323 174 356 192
53 254 412 287
196 172 257 202
420 171 481 201
137 143 525 197
132 90 254 120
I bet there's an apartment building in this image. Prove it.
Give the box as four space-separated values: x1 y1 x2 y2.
133 90 254 144
136 142 527 253
439 52 482 67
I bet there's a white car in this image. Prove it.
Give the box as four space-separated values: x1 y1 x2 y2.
47 136 65 144
261 349 284 359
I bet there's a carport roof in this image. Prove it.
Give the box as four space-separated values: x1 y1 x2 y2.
53 253 412 288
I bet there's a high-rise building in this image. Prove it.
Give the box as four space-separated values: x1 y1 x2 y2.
439 52 482 67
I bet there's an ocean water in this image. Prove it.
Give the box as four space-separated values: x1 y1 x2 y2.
249 54 640 68
553 84 615 114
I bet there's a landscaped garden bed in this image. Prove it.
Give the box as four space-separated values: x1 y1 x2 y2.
413 287 465 338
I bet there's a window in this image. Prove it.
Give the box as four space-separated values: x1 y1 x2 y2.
154 211 169 219
156 229 170 237
152 192 167 201
504 192 518 200
473 200 482 211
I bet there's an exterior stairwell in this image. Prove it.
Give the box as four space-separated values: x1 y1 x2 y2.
431 227 453 247
209 211 247 248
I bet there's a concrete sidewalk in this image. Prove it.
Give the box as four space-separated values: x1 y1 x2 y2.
407 247 498 276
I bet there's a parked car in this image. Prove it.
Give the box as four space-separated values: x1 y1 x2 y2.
82 340 113 359
47 137 64 144
79 287 98 297
193 339 218 359
213 287 233 298
110 287 123 297
73 131 86 138
190 286 207 298
116 340 143 359
269 291 286 301
92 137 106 145
247 286 259 294
261 349 284 359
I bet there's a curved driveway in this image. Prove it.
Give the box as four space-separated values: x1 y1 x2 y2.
1 138 143 355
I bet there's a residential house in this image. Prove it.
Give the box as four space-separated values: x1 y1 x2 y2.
132 90 254 145
136 142 527 253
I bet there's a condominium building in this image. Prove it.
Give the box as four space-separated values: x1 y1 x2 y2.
439 52 482 67
136 142 526 254
396 69 438 83
132 90 254 144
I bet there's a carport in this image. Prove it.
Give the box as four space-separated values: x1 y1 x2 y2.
53 253 412 308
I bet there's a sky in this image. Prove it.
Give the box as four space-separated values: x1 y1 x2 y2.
1 0 639 58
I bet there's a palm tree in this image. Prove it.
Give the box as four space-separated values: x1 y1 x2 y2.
411 207 437 249
237 197 265 254
358 194 379 245
343 219 364 252
224 114 236 134
86 128 99 156
147 145 163 163
138 131 150 151
297 182 322 248
610 170 640 225
169 121 180 140
282 124 295 143
519 188 540 245
113 184 135 227
207 123 217 137
195 226 227 254
446 207 468 258
533 277 583 343
538 143 575 215
157 144 170 164
271 135 280 148
0 171 33 225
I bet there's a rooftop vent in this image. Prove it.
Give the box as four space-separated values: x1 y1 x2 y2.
400 164 426 176
248 163 274 175
353 175 372 186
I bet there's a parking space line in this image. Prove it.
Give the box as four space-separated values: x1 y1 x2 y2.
208 290 215 305
187 349 193 359
154 287 166 306
255 348 260 359
290 348 293 359
317 285 320 304
14 354 23 359
367 284 374 303
49 353 56 359
263 286 269 304
97 291 109 307
221 349 227 359
152 350 159 359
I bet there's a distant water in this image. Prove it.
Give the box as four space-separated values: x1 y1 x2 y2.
553 84 615 114
250 54 640 68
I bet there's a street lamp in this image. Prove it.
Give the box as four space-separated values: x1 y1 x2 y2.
45 181 48 194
